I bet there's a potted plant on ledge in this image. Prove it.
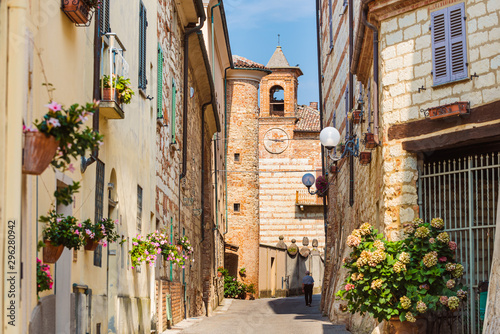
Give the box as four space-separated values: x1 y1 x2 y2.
102 75 134 105
336 219 467 333
40 210 85 263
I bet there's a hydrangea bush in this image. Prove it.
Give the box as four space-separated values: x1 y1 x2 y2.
336 219 467 323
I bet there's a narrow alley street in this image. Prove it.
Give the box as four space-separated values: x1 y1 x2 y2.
169 295 350 334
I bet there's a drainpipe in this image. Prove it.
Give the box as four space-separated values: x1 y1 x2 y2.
315 0 327 248
81 8 102 172
181 3 206 181
223 66 231 236
211 1 222 78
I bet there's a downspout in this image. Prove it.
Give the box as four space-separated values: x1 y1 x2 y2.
315 0 327 247
181 2 206 180
211 1 222 78
81 8 102 172
180 0 206 236
349 0 354 207
213 135 218 230
223 66 231 235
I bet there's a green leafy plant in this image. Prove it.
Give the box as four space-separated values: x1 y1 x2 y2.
218 267 247 298
102 74 134 104
239 267 246 275
37 258 53 295
54 181 80 206
81 217 120 246
32 101 103 171
336 219 467 323
40 210 84 250
246 283 256 294
84 0 101 9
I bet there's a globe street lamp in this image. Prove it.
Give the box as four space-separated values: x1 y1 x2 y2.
301 173 318 195
320 126 343 161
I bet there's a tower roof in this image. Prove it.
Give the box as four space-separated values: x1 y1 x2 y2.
266 46 290 68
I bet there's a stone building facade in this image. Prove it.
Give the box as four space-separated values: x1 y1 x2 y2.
225 48 325 295
320 0 500 333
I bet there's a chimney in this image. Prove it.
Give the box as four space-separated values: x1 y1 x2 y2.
309 102 318 110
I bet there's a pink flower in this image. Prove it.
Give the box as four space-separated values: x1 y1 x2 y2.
45 101 62 112
56 218 63 223
131 266 134 269
74 230 80 235
449 241 457 251
47 118 61 127
439 257 447 262
77 223 82 227
77 115 88 123
345 284 355 291
67 143 72 149
67 164 75 173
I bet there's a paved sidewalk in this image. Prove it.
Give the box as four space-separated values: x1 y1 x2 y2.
163 295 350 334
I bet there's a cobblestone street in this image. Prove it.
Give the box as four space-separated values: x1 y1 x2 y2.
170 295 350 334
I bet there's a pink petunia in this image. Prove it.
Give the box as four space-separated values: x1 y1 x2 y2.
45 101 62 112
67 164 75 173
47 118 61 127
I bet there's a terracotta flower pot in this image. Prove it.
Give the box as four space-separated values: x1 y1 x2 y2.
43 240 64 264
359 152 372 165
330 164 338 174
61 0 92 25
102 87 116 102
84 238 99 251
352 110 362 124
22 132 59 175
388 316 427 334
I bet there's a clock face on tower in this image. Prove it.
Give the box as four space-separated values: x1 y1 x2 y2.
264 128 289 154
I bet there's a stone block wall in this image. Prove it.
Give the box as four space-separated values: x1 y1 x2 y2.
225 76 261 292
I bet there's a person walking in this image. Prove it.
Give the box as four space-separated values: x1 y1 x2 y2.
302 270 314 306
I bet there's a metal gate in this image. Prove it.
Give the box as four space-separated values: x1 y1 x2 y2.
418 152 500 334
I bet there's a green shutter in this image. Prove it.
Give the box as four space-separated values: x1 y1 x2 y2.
157 45 163 119
171 80 176 144
139 2 147 89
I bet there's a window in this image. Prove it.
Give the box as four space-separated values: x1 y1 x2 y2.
234 153 240 162
137 185 143 232
171 80 177 144
270 85 284 116
157 44 163 119
431 3 467 85
94 160 105 267
233 203 240 212
99 0 110 35
138 2 148 90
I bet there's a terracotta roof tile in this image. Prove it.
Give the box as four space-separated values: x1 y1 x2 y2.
233 55 269 70
295 105 320 132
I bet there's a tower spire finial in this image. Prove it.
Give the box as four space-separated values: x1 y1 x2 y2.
278 34 280 46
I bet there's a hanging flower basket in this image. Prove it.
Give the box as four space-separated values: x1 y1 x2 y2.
61 0 96 26
316 175 329 197
364 133 377 149
43 240 64 264
84 238 99 251
425 101 470 120
352 110 362 124
359 152 371 165
22 132 59 175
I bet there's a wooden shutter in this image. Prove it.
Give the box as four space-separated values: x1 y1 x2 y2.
449 3 467 81
157 45 163 119
139 2 147 89
432 3 467 85
431 8 449 85
98 0 110 35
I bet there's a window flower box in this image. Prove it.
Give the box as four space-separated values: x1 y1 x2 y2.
426 101 469 120
359 152 371 165
61 0 98 26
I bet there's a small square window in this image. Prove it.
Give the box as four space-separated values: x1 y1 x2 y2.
233 203 240 212
234 153 240 162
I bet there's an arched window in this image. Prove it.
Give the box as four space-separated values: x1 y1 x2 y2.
270 85 284 116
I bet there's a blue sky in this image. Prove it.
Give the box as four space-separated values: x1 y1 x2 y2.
224 0 319 106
